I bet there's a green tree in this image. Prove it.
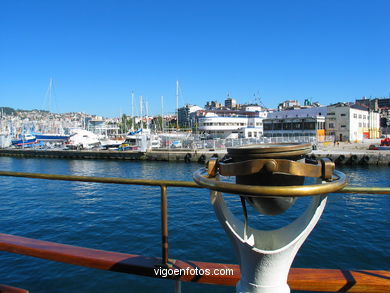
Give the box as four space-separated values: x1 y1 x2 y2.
119 114 135 133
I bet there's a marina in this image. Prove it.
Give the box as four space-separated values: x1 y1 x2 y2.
1 1 389 292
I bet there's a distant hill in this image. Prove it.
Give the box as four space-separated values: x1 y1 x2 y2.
0 107 49 115
16 108 49 113
0 107 17 115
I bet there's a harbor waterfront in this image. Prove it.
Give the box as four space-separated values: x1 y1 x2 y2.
0 157 388 292
1 143 390 165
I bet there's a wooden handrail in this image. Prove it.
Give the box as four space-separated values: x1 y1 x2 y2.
0 233 388 292
0 284 28 293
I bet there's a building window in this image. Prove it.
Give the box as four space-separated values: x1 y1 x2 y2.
293 122 302 130
264 124 272 130
359 114 362 119
304 122 315 130
353 114 357 118
341 114 346 117
274 123 282 130
328 112 335 115
341 125 346 128
359 123 362 127
329 123 334 128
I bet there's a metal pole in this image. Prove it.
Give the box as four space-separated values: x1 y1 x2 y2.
160 185 169 265
175 280 182 293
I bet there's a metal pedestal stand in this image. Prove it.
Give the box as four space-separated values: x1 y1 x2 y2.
194 143 347 293
211 189 326 293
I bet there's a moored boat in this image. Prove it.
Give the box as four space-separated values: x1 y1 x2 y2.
11 134 37 147
34 133 70 142
65 129 100 149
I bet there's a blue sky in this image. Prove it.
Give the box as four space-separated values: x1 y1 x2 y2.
0 0 389 117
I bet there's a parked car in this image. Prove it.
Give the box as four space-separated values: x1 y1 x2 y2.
170 141 182 148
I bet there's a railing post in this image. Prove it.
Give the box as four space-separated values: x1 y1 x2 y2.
175 280 182 293
160 185 169 266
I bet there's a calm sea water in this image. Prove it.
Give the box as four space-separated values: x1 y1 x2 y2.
0 157 388 292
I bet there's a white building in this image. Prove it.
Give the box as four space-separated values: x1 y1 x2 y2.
198 109 268 139
244 105 263 112
277 100 300 111
326 103 380 142
87 119 119 136
263 107 327 141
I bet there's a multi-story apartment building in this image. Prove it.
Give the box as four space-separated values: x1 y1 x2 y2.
326 103 380 142
225 97 237 109
355 97 390 132
204 101 223 110
277 100 300 111
178 104 203 128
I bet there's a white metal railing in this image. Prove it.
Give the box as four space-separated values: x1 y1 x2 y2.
157 135 329 151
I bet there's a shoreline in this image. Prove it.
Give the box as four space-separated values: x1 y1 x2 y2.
0 142 389 166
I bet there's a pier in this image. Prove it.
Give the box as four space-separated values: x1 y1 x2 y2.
0 148 390 166
0 149 145 160
0 147 390 165
2 139 390 166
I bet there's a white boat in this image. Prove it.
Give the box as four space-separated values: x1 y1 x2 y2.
99 136 125 150
120 129 152 152
65 129 100 150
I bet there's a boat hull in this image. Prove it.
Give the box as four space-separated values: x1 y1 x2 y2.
34 134 70 142
11 138 37 146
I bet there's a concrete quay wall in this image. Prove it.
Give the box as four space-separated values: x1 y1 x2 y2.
0 148 389 166
0 149 145 160
144 149 227 163
311 150 390 166
0 148 227 163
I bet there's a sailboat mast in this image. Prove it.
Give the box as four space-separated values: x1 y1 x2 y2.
48 78 53 113
145 101 149 130
131 91 134 131
140 96 143 130
176 80 179 129
161 95 164 132
44 78 54 114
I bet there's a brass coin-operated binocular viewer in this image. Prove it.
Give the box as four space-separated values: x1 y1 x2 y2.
193 143 347 293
